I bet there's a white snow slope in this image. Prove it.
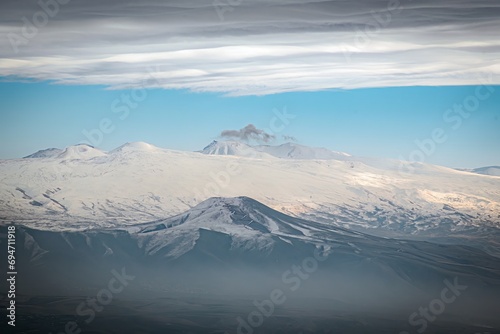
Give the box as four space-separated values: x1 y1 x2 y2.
1 141 499 233
200 140 350 160
458 166 500 177
200 140 275 159
255 142 351 160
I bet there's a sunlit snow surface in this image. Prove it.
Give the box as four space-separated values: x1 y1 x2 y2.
0 141 499 236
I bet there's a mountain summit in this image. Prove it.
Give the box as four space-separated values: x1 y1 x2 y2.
199 140 274 159
24 148 63 159
255 142 351 160
23 144 105 160
200 140 351 160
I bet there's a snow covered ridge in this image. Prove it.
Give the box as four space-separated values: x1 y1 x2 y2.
24 147 63 159
200 140 351 160
9 197 500 314
123 196 344 258
456 166 500 177
1 141 499 234
23 141 352 161
199 141 275 159
23 144 106 160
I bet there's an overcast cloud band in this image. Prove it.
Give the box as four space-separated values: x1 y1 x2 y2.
1 0 499 95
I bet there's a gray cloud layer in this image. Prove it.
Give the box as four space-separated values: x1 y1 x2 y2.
221 124 275 143
1 0 499 95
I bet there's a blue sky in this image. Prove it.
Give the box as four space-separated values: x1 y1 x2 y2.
1 80 499 168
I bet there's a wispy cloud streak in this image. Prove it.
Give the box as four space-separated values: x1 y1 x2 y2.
1 0 499 95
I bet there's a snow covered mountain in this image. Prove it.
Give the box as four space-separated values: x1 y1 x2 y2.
110 141 163 154
6 196 500 290
23 144 106 160
199 140 275 159
1 141 499 239
458 166 500 177
474 166 500 176
200 140 350 160
57 144 107 160
126 196 366 258
24 147 63 158
3 197 500 330
255 142 351 160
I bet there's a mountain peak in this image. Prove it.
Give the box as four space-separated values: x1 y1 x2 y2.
24 144 105 160
135 196 313 245
199 140 274 159
57 144 106 160
470 166 500 177
110 141 161 154
194 196 258 210
199 140 351 160
201 140 250 151
24 147 63 159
